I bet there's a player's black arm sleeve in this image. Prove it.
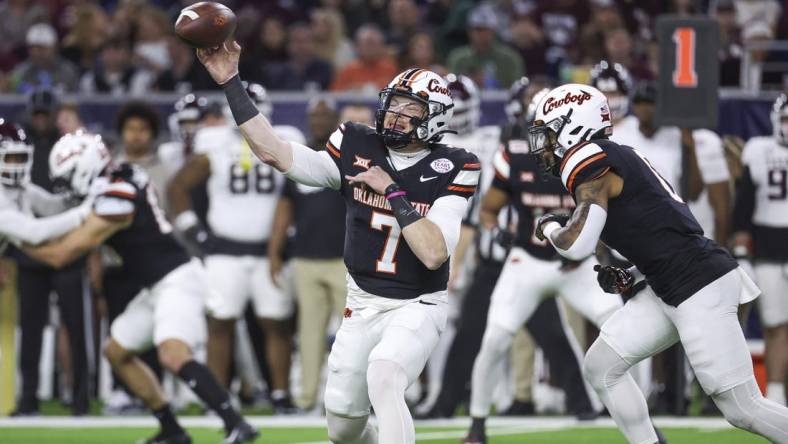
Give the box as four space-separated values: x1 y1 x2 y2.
222 75 259 125
732 166 756 233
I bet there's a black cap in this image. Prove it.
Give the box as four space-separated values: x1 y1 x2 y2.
28 87 59 114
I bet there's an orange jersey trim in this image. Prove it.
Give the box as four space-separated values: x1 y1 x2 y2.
567 152 607 192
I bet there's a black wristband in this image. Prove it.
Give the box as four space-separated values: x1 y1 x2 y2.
221 74 258 125
385 183 422 229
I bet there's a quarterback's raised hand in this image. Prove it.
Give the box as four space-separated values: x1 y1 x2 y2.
345 166 395 195
535 213 569 242
196 40 241 85
593 264 634 294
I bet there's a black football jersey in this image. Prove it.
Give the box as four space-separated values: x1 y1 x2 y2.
94 164 190 288
491 138 574 261
559 139 737 306
326 122 480 299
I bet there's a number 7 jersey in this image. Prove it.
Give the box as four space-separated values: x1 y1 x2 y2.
559 139 737 307
326 122 480 299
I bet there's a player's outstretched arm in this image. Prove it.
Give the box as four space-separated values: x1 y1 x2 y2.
22 213 130 268
536 172 622 260
196 41 293 172
0 200 92 246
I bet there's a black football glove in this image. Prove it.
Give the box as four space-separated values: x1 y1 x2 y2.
492 227 516 249
535 213 569 242
593 264 634 294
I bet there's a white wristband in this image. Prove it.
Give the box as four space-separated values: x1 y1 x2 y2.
174 210 199 232
543 221 561 240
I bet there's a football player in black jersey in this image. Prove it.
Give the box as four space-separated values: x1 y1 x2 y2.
197 42 479 444
22 132 257 444
529 83 788 443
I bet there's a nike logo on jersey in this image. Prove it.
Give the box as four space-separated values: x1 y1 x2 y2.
419 175 438 182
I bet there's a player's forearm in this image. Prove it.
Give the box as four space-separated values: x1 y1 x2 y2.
708 181 731 244
24 214 126 268
25 183 70 216
0 207 88 246
222 75 292 171
402 219 449 270
545 202 607 260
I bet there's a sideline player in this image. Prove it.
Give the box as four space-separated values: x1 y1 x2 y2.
22 132 257 444
732 93 788 407
196 41 479 444
168 82 304 413
529 83 788 444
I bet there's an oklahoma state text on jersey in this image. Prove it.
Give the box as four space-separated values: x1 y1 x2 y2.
326 122 480 299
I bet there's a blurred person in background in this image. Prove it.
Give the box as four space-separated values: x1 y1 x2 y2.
579 1 625 65
310 8 355 69
399 31 446 75
507 12 548 78
131 6 172 91
716 0 744 87
731 93 788 407
0 0 48 71
80 37 150 96
168 83 305 414
447 4 524 89
330 24 398 92
385 0 423 54
338 102 375 127
268 96 347 411
10 90 93 417
56 103 84 136
240 15 289 79
424 0 475 57
113 101 175 213
155 37 218 93
60 3 110 72
10 23 80 93
260 22 334 91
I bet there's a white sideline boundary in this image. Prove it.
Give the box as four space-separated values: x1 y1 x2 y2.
0 415 735 430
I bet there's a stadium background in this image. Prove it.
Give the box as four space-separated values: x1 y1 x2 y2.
0 0 786 443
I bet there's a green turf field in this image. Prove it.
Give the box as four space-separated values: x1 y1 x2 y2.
0 426 770 444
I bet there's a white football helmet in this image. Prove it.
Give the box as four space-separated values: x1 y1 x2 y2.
445 73 480 136
168 93 207 143
772 92 788 146
0 119 33 188
528 83 612 158
49 130 111 198
375 68 454 149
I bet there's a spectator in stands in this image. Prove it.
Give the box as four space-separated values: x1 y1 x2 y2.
399 31 446 75
447 4 524 89
240 15 289 81
269 97 347 410
155 37 218 92
56 102 84 136
61 3 110 72
604 27 652 80
508 13 549 77
0 0 48 71
386 0 423 54
425 0 475 57
330 24 399 92
579 1 624 64
10 24 80 93
310 8 355 69
260 23 333 91
80 37 151 96
716 0 743 87
132 7 172 87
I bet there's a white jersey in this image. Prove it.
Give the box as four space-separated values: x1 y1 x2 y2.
443 125 510 262
612 117 730 237
688 129 730 238
741 136 788 227
194 124 305 243
157 141 190 183
612 115 682 190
